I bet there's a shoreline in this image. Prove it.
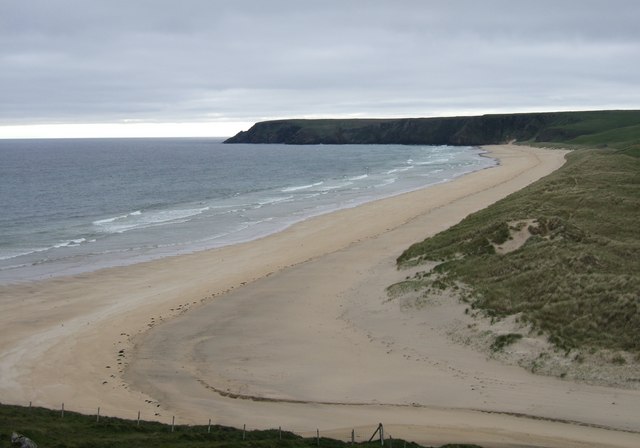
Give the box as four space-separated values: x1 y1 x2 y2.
0 144 494 286
3 145 639 447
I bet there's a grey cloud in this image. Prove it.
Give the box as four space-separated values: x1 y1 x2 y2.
1 1 639 125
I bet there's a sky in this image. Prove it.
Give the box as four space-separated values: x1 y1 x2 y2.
1 0 639 138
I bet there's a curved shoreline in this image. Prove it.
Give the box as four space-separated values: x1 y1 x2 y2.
3 145 639 447
0 145 493 286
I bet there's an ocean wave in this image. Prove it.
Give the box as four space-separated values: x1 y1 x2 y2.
0 237 96 262
0 247 48 261
209 203 251 209
348 174 368 181
318 182 354 191
374 178 397 188
0 261 32 272
53 238 87 249
386 166 414 174
93 207 210 233
418 169 444 176
281 182 324 192
93 210 142 225
414 157 451 166
255 196 294 206
300 193 322 199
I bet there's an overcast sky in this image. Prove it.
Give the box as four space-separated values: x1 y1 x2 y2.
1 0 639 137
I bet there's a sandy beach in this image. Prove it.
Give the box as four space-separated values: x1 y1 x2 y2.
2 144 639 448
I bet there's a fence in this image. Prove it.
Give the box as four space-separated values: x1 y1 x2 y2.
12 400 406 446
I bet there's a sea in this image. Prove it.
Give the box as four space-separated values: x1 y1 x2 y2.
0 138 496 284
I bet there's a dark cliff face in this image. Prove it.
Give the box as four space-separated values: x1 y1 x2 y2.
222 114 554 145
224 110 640 147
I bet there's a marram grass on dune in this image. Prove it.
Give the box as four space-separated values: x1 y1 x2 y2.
397 147 640 356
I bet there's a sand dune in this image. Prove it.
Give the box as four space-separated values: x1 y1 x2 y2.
2 145 639 447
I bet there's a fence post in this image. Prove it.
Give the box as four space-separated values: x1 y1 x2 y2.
380 423 384 447
171 416 175 432
137 411 141 426
29 401 32 410
351 429 355 444
96 407 100 423
243 424 246 440
317 429 320 446
279 426 282 440
208 418 211 434
368 423 382 444
61 403 65 418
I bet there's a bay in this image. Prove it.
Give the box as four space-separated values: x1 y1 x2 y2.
0 138 495 283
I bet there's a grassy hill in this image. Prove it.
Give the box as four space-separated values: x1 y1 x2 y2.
225 110 640 155
396 146 640 356
0 403 479 448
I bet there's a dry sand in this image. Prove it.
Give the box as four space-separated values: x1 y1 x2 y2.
2 145 639 448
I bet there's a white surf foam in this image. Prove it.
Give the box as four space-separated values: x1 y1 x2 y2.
94 207 210 233
387 166 414 174
374 178 397 188
318 182 354 191
415 157 451 166
0 247 48 261
281 182 324 192
93 210 142 225
53 238 87 249
255 196 294 207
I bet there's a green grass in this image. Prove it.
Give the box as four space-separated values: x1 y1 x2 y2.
524 110 640 156
0 403 481 448
397 148 640 354
490 334 523 352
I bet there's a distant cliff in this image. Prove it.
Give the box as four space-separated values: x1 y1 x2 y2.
224 110 640 148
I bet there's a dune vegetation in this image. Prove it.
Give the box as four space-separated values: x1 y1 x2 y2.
397 146 639 356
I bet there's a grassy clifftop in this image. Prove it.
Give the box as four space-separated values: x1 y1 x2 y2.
225 110 640 155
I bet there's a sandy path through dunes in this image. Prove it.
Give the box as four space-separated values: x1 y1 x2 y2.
3 145 638 447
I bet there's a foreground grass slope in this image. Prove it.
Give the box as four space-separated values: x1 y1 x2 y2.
0 404 481 448
397 148 639 354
